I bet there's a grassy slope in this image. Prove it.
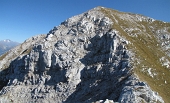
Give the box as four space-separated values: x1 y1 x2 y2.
100 7 170 103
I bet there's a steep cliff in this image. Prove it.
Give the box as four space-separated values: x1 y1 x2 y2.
0 7 170 103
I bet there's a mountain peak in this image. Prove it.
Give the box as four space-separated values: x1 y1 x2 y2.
1 39 11 43
3 39 11 42
0 7 169 103
0 39 20 55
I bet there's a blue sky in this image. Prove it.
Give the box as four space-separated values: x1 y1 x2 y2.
1 0 170 43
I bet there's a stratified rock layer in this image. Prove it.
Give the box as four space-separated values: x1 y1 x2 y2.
0 7 165 103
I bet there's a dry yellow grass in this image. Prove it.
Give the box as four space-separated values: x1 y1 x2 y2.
100 7 170 103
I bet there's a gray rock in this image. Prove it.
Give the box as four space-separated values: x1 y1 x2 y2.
0 7 165 103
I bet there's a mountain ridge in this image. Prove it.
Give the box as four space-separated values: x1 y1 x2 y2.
0 7 170 103
100 7 170 102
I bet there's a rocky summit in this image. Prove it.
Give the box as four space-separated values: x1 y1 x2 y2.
0 7 170 103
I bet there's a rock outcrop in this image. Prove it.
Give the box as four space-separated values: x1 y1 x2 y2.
0 7 169 103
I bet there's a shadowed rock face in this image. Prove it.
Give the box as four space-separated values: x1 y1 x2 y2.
0 7 165 103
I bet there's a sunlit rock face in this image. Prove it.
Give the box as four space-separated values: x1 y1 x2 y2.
0 7 167 103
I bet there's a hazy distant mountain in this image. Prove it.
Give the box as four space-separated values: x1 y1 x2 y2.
0 39 20 55
0 7 170 103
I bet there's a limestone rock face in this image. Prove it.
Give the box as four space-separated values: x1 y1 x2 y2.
0 7 166 103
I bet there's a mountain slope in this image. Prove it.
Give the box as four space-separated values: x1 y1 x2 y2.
0 39 20 55
100 7 170 102
0 7 170 103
